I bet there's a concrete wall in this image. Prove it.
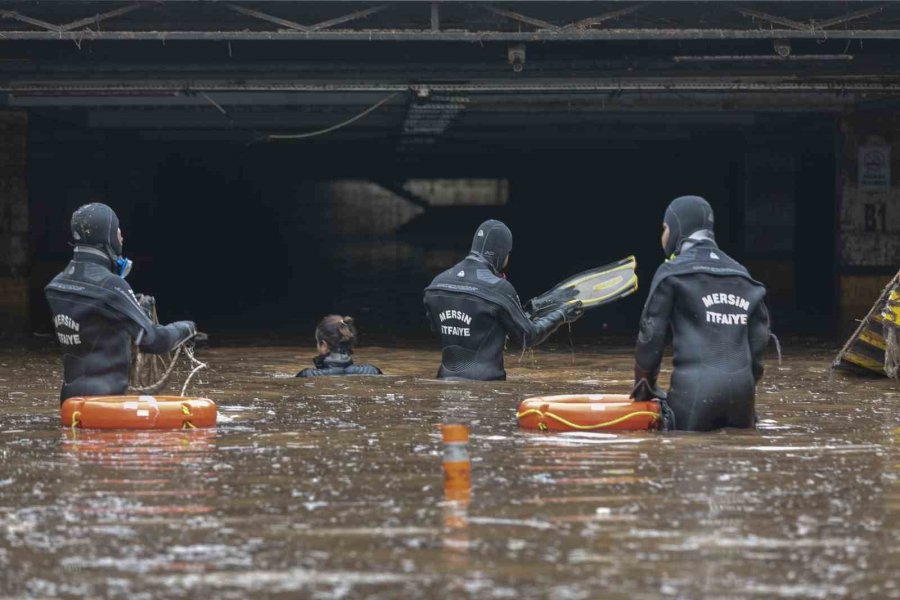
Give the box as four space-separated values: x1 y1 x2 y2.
0 110 28 337
740 130 838 334
743 147 797 318
838 113 900 334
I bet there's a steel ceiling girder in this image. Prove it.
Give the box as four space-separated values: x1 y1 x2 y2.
736 3 891 32
0 1 896 41
0 3 144 34
230 3 387 33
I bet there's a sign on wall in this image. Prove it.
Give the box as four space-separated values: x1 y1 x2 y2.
842 140 899 266
858 145 891 190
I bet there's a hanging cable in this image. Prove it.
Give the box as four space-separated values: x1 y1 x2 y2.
266 92 401 141
200 92 265 142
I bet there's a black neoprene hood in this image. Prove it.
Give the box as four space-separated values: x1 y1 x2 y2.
71 203 122 256
470 219 512 273
663 195 715 256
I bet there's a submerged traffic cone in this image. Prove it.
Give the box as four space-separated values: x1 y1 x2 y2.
441 424 471 559
442 424 471 501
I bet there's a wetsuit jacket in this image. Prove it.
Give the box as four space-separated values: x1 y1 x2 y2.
296 353 382 377
424 255 567 381
635 240 769 431
45 249 194 401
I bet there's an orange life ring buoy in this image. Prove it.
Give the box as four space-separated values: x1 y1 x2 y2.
517 394 660 432
61 396 217 430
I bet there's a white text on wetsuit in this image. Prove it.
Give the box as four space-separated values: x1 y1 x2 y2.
702 293 749 325
54 314 82 345
439 310 472 337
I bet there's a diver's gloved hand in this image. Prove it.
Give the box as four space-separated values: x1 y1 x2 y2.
528 301 582 346
526 287 579 317
630 364 664 401
175 321 197 340
561 300 584 323
630 378 656 401
135 293 155 307
529 308 568 346
630 378 668 403
135 293 156 317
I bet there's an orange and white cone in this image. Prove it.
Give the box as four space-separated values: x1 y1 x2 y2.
441 424 471 557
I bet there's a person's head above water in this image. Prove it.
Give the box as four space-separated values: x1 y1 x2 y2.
661 195 715 257
72 202 122 253
470 219 512 273
71 202 131 276
315 315 358 356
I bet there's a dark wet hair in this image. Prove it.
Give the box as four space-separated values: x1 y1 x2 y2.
315 315 358 354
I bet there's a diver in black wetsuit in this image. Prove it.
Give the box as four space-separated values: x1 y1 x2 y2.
45 203 197 402
423 219 583 381
631 196 770 431
296 315 382 377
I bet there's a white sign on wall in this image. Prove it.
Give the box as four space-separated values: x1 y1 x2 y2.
858 145 891 190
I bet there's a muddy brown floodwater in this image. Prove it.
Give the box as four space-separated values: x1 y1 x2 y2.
0 341 897 599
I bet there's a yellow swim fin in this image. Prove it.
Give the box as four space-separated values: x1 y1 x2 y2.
527 256 639 318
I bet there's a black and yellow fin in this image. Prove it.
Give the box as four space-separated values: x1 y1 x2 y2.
529 256 638 318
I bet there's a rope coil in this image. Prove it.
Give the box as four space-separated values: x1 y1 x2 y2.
128 297 208 396
130 345 183 394
180 344 208 397
130 340 207 396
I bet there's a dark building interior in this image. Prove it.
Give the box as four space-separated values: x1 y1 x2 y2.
2 1 898 342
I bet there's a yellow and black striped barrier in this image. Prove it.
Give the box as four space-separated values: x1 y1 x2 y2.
834 271 900 376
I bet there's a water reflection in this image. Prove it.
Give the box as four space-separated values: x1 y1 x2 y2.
57 430 219 577
0 343 896 598
441 424 472 567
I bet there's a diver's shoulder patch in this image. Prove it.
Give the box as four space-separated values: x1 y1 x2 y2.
476 269 502 284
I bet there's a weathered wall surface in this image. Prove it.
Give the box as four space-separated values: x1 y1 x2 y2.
838 113 900 334
310 179 509 237
743 147 797 318
314 181 424 237
0 111 28 336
